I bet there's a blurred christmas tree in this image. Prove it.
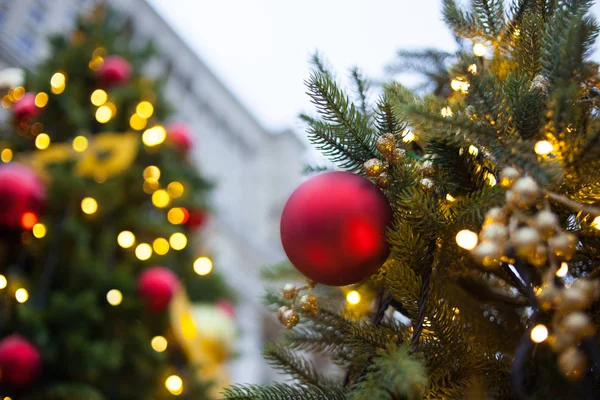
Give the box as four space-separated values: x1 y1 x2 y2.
224 0 600 399
0 6 236 400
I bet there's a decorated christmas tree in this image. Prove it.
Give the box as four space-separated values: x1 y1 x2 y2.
0 6 235 400
224 0 600 399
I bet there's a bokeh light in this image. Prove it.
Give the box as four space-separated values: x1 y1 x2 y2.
81 197 98 215
90 89 108 106
143 166 160 180
193 257 213 276
35 133 50 150
32 223 46 238
96 105 113 123
136 101 154 118
15 288 29 304
117 231 136 248
106 289 123 306
34 92 48 108
142 126 166 147
346 290 361 305
151 336 168 352
152 189 170 208
165 375 183 395
72 136 89 152
169 233 187 251
167 182 184 198
135 243 153 260
153 238 170 255
456 229 478 250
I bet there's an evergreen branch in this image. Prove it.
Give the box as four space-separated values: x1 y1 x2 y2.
471 0 505 39
442 0 483 38
220 382 348 400
349 343 427 400
350 67 371 118
260 262 304 282
263 342 335 386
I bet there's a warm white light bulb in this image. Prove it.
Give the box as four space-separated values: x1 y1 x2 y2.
530 324 548 343
456 229 478 250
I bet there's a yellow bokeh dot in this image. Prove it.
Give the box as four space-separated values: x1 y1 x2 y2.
402 130 416 143
130 113 147 131
89 56 104 71
135 243 153 260
473 43 486 57
0 275 7 289
556 262 569 277
169 233 187 251
167 182 184 198
51 84 65 95
117 231 136 248
90 89 108 106
50 72 66 88
143 165 161 180
81 197 98 215
15 288 29 303
32 223 46 238
106 289 123 306
151 336 168 352
136 101 154 119
143 178 160 194
72 136 89 152
35 92 49 108
96 105 113 123
530 324 548 343
534 140 553 155
346 290 361 305
152 189 170 208
142 126 166 147
167 208 186 225
35 133 51 150
1 149 13 163
193 257 213 276
456 229 478 250
153 238 170 255
165 375 183 395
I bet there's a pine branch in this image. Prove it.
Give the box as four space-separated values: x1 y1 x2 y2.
442 0 483 38
350 67 371 118
471 0 505 39
263 342 336 386
221 382 348 400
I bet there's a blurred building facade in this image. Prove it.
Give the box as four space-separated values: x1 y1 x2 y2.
0 0 305 384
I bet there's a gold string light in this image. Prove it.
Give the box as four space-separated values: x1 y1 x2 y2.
135 243 153 260
34 92 48 107
72 136 89 152
193 257 213 276
169 233 187 251
153 238 170 255
556 262 569 277
143 166 161 180
346 290 361 305
473 43 486 57
151 336 168 352
15 288 29 303
81 197 98 215
142 126 167 147
1 149 13 163
32 223 46 238
117 231 136 248
0 275 7 289
35 133 50 150
90 89 108 106
152 189 170 208
534 140 553 155
96 105 113 123
136 101 154 118
530 324 548 343
165 375 183 395
456 229 478 250
106 289 123 306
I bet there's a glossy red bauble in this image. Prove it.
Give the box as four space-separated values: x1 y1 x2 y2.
280 171 392 286
96 55 132 86
137 267 179 313
0 164 45 230
0 334 41 387
166 123 193 153
185 209 208 230
12 93 40 122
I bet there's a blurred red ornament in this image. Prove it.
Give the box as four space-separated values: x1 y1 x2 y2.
166 123 193 153
185 209 208 230
0 334 41 387
280 171 392 286
216 299 236 318
0 164 45 230
137 267 179 313
12 93 40 122
96 55 131 86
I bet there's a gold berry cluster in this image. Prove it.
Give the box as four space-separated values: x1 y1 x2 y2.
363 133 406 188
470 167 576 269
277 282 318 329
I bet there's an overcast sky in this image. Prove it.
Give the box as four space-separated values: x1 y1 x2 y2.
147 0 600 133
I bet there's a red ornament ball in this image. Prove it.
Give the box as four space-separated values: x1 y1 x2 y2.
280 171 392 286
216 299 236 318
12 93 40 122
0 164 45 230
137 267 179 313
96 55 132 86
185 209 208 230
0 334 41 387
166 123 193 153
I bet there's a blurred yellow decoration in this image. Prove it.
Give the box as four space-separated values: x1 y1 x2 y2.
0 275 6 289
169 289 233 393
34 92 48 108
153 238 170 255
35 133 50 150
152 189 170 208
96 105 112 123
151 336 168 352
106 289 123 306
143 178 159 194
130 113 147 131
15 288 29 303
1 149 12 163
117 231 136 248
50 72 66 88
32 223 46 238
346 290 361 305
136 101 154 118
81 197 98 214
168 208 186 224
142 125 166 147
169 233 187 250
90 89 108 106
194 257 213 276
535 140 553 155
167 182 184 198
473 43 486 57
72 136 89 152
165 375 183 396
76 132 138 180
135 243 153 261
143 165 160 180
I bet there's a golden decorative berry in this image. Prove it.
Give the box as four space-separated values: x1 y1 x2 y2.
277 306 291 323
364 158 387 177
376 172 391 189
511 177 540 208
281 309 300 329
388 148 406 164
534 210 558 238
376 133 396 155
511 227 541 257
548 233 577 260
471 241 504 268
499 167 520 188
484 207 507 225
558 347 588 381
281 283 297 300
299 294 318 316
561 312 595 340
480 223 508 243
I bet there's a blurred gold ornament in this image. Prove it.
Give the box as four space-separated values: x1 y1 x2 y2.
281 309 299 329
537 285 559 311
364 158 386 177
471 241 503 268
499 167 520 188
534 210 558 238
376 133 395 155
558 347 587 381
277 306 291 324
511 177 540 208
548 233 577 260
511 227 540 257
480 223 508 243
281 283 297 300
484 207 507 225
76 132 138 179
299 295 318 316
375 172 391 189
561 312 595 340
